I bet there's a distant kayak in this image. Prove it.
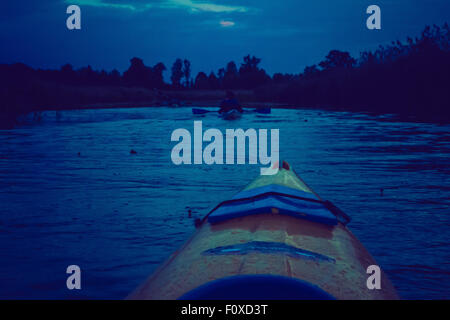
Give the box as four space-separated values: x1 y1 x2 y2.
128 161 398 300
219 109 243 120
192 107 271 116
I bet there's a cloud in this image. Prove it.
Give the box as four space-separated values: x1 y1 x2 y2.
169 0 248 13
220 20 235 27
66 0 249 13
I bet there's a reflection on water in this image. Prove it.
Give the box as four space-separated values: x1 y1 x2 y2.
0 107 449 299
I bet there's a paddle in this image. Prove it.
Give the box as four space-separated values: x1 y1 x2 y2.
192 108 216 115
251 107 271 114
192 108 271 115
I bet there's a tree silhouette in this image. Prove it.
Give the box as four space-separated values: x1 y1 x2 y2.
303 65 320 78
272 73 295 84
223 61 238 89
239 55 269 89
60 64 76 84
207 72 219 90
78 65 97 85
194 72 209 89
240 55 261 73
319 50 356 70
151 62 166 89
171 59 184 88
108 69 121 85
183 59 191 88
123 57 152 87
217 68 226 87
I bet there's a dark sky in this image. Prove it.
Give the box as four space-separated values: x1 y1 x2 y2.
1 0 449 76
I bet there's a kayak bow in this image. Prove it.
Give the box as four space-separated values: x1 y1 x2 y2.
128 162 398 300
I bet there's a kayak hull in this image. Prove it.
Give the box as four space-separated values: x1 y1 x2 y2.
220 109 242 120
128 164 398 300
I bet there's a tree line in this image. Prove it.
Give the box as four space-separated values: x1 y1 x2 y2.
260 23 450 118
0 54 271 91
3 23 449 94
1 23 449 127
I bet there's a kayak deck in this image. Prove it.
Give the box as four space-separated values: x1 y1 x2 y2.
207 167 342 226
128 213 397 299
128 163 398 300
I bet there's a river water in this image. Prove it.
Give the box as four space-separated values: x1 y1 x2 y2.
0 107 449 299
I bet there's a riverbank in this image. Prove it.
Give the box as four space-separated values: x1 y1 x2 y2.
1 84 447 129
0 86 287 128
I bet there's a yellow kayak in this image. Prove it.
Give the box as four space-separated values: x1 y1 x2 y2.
128 161 398 300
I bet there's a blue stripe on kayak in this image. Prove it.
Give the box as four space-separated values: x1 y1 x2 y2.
208 193 338 225
232 184 319 201
202 241 335 263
